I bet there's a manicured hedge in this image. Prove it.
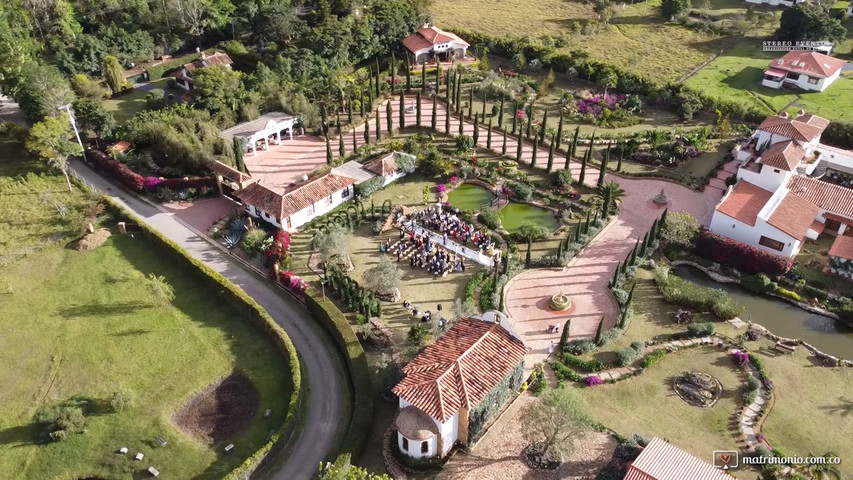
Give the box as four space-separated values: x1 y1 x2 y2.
101 199 302 480
304 289 374 462
695 231 794 276
89 149 145 191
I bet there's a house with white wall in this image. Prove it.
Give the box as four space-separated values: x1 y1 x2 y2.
762 51 846 92
745 0 803 6
713 112 853 258
402 25 470 65
172 52 233 91
235 172 356 231
362 151 416 186
220 112 299 156
392 313 525 460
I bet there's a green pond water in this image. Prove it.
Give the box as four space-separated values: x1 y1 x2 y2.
447 184 495 211
499 203 560 233
673 265 853 358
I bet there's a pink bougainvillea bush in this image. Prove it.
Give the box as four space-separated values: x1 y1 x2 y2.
585 375 604 387
696 231 794 276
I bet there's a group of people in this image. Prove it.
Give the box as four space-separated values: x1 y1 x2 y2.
410 206 496 254
403 300 446 328
396 229 465 275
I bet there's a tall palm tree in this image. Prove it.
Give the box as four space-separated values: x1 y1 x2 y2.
595 181 625 214
806 452 842 480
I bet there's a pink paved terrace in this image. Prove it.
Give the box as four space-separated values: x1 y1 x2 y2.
292 96 717 370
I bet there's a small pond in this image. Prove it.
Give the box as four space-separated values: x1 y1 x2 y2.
447 184 495 212
672 265 853 358
499 203 560 233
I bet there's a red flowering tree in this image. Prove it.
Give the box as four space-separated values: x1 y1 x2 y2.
265 231 291 267
695 231 794 276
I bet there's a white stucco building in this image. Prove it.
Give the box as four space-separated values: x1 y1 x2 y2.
712 112 853 258
220 112 300 156
402 25 470 65
235 172 356 231
392 313 525 460
362 151 416 186
172 52 233 91
745 0 803 7
762 51 846 92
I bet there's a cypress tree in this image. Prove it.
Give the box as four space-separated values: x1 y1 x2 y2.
594 317 605 345
526 106 533 139
390 52 396 94
564 143 572 170
531 135 538 167
364 121 370 145
516 125 523 162
473 113 479 145
103 55 125 94
616 147 623 172
611 262 621 288
481 90 487 118
233 137 246 173
639 231 650 257
570 126 580 158
435 63 441 94
347 94 353 123
626 283 636 306
325 134 333 164
525 240 532 268
660 208 669 228
445 102 451 133
511 101 518 135
458 111 464 135
539 108 548 144
455 71 462 112
559 319 571 351
630 239 640 265
583 210 591 234
367 75 374 108
468 88 473 118
618 307 629 329
556 111 564 150
501 127 508 155
399 92 405 129
499 282 506 311
374 57 381 98
579 147 588 186
405 56 412 91
338 130 345 157
650 218 659 243
598 141 610 187
547 133 556 172
386 101 393 133
574 219 582 242
487 117 493 150
619 258 627 275
498 96 505 128
602 188 612 221
421 62 427 92
359 89 365 116
431 95 437 130
352 126 357 150
375 109 381 140
446 67 452 106
416 91 422 127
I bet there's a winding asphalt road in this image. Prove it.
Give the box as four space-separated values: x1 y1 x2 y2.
68 158 346 480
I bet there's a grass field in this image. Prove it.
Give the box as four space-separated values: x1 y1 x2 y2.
0 234 293 479
103 78 173 125
795 235 853 297
431 0 729 82
750 341 853 478
686 40 853 122
0 136 99 263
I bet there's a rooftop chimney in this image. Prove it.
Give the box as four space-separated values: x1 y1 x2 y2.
780 111 789 119
797 109 806 117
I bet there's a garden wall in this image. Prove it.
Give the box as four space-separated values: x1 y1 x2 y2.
102 199 303 480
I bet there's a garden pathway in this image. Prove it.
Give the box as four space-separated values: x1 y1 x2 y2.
67 159 347 480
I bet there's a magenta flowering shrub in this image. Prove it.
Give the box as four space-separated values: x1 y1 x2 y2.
732 350 750 367
434 184 448 193
576 94 626 118
279 270 308 297
585 375 604 387
144 176 162 188
448 176 461 184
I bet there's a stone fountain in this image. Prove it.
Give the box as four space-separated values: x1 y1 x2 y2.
653 189 669 205
549 292 572 311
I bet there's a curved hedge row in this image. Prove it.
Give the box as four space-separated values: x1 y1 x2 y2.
304 288 374 462
102 199 303 480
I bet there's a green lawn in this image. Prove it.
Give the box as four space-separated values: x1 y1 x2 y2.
794 234 853 297
0 136 100 264
570 346 752 479
103 78 174 125
746 339 853 478
0 234 293 479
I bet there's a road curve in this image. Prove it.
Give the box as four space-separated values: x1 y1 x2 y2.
69 159 345 480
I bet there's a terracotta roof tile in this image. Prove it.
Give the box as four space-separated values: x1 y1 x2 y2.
829 235 853 260
184 52 233 72
757 115 828 143
759 140 805 171
209 160 251 183
715 181 774 226
767 192 820 239
235 182 282 218
364 152 399 176
402 26 469 54
624 437 731 480
393 317 526 422
769 51 846 79
787 175 853 220
279 172 355 218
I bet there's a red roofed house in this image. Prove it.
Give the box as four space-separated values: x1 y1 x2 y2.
712 111 853 259
624 437 732 480
402 24 469 65
762 50 847 92
173 52 233 91
829 236 853 279
235 171 355 230
392 312 525 459
362 151 416 186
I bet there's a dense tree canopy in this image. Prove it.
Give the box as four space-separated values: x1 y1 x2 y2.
775 3 847 43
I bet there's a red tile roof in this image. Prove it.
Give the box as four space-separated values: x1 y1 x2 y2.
109 140 131 154
716 181 774 226
184 52 233 72
810 219 826 235
757 114 829 143
364 152 399 176
764 67 787 78
209 160 251 183
759 140 805 171
393 317 526 423
402 26 469 54
829 235 853 260
624 437 731 480
235 172 356 220
767 192 820 239
787 175 853 220
769 51 847 79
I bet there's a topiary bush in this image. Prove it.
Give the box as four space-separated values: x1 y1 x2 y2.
740 273 777 294
686 322 715 337
774 287 802 303
563 339 596 355
478 208 502 229
617 347 641 367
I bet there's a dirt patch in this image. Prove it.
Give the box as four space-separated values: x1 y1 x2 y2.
171 373 259 445
75 229 111 252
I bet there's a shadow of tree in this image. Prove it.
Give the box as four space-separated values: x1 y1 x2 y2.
59 302 153 318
